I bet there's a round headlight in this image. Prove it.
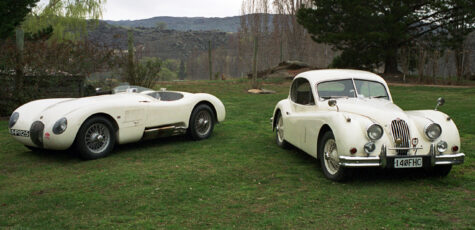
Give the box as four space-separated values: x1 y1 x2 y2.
367 124 383 140
437 141 448 153
424 123 441 140
9 112 19 128
53 117 68 134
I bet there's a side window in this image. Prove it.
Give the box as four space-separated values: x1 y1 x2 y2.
290 78 315 105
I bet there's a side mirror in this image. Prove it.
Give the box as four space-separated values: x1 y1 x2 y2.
328 99 339 112
435 97 445 111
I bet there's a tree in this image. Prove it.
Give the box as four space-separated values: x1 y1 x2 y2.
21 0 106 41
297 0 475 74
0 0 38 39
156 22 167 30
440 0 475 81
178 59 186 80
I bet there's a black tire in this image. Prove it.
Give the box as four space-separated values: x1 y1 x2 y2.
25 145 42 152
318 131 349 181
426 165 452 177
189 104 215 140
275 112 290 149
75 116 116 160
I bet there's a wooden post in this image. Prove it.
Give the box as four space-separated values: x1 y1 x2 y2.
208 40 213 80
252 36 259 89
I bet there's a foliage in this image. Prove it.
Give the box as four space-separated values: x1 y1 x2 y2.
21 0 106 41
0 81 473 228
440 0 475 80
135 57 162 87
297 0 475 73
121 31 162 88
155 22 167 30
0 39 115 76
178 59 186 80
0 0 38 39
159 66 177 81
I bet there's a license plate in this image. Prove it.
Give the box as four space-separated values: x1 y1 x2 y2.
9 129 30 137
394 157 423 168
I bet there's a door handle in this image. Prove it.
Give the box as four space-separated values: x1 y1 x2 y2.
139 101 150 103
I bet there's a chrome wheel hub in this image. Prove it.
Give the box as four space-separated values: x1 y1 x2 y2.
323 139 340 175
277 116 284 142
85 123 110 154
195 110 212 136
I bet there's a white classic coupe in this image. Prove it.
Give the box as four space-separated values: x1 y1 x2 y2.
9 86 225 160
272 69 465 181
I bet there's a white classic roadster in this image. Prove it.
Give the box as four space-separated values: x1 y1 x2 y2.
9 86 225 160
272 69 465 181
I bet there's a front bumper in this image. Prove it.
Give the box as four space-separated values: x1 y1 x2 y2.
339 144 465 168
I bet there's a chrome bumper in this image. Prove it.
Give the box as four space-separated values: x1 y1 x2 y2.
339 144 465 168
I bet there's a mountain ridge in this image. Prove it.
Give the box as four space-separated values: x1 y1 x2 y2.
104 16 243 32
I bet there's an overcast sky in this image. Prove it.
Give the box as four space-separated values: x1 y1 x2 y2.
39 0 244 20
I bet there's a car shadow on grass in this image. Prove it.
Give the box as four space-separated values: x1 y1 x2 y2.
286 145 445 183
23 148 80 163
348 168 441 183
112 135 192 156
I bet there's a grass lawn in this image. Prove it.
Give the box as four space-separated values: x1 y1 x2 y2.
0 80 474 229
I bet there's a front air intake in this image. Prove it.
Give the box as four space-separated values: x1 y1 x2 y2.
390 119 410 155
30 121 45 147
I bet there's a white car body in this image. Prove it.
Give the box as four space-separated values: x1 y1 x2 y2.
272 69 465 180
9 88 225 157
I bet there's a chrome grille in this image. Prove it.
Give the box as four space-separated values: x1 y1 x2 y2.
390 119 410 155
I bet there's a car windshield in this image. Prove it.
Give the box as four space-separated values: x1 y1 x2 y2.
354 80 389 100
113 85 152 94
317 79 389 100
317 79 356 99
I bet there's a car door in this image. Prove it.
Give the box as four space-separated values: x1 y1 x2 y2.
285 78 317 149
144 92 189 128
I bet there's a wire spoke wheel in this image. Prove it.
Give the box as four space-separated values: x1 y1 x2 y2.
277 115 284 143
323 138 340 175
194 110 212 136
189 104 215 140
84 123 110 155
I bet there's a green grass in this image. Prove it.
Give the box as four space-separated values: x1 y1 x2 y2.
0 80 474 229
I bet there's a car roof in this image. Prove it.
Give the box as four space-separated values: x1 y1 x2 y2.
296 69 386 85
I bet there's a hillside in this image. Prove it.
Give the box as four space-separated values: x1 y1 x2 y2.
88 22 230 61
105 16 242 32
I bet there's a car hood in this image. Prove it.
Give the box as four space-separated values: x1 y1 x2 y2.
15 93 151 121
335 98 409 124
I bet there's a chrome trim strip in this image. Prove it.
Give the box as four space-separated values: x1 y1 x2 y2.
388 147 423 150
338 144 465 168
435 153 465 165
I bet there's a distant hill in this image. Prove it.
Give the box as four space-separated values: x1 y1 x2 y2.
88 22 230 61
105 16 242 32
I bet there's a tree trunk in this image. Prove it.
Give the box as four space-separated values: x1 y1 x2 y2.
15 28 24 93
454 47 465 82
384 49 399 74
252 36 259 89
127 30 135 84
208 40 213 81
